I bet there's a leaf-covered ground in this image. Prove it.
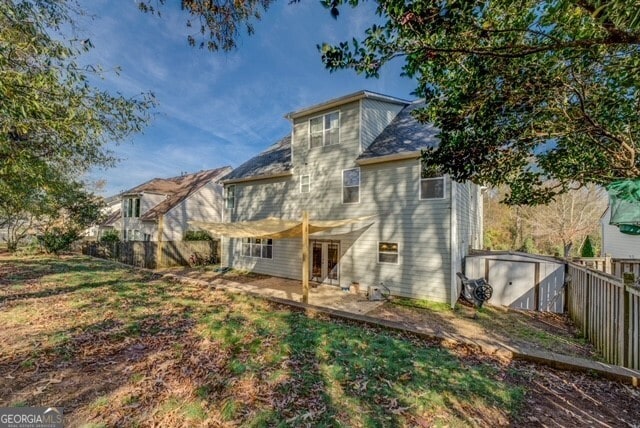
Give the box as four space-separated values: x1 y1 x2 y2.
0 254 638 427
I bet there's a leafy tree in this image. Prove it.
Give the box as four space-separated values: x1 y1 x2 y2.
149 0 640 205
581 235 596 257
318 0 640 204
1 1 154 250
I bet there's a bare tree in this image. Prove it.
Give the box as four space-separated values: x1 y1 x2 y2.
522 185 608 257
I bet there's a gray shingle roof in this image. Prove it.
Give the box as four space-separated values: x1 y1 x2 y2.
357 101 439 161
223 136 292 181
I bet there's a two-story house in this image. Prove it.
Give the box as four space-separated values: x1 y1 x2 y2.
99 167 231 242
213 91 482 305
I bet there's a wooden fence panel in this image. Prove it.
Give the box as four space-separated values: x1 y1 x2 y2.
82 240 219 269
568 262 640 369
627 286 640 370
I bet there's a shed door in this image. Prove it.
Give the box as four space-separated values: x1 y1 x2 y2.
487 260 536 310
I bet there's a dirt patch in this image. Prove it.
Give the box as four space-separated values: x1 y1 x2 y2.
368 299 599 360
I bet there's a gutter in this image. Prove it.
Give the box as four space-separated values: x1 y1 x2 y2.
221 171 293 185
355 151 421 166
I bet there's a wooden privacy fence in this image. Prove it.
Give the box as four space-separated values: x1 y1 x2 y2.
572 257 640 278
567 262 640 370
82 240 219 269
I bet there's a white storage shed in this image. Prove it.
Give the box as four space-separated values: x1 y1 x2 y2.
464 252 566 313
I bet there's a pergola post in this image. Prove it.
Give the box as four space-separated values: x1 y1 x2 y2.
302 211 309 303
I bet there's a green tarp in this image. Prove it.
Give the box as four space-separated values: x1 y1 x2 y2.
608 180 640 235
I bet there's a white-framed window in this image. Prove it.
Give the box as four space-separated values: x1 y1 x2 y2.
123 198 140 218
226 185 236 209
241 238 273 259
309 111 340 148
420 161 446 200
378 242 399 264
342 168 360 204
300 175 310 193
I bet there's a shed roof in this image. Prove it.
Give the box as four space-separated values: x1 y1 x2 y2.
222 136 292 183
357 101 439 161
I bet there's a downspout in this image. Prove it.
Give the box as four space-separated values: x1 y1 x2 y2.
450 179 458 308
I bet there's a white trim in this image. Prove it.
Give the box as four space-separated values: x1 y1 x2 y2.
450 181 458 308
308 110 341 149
358 98 363 154
356 151 421 165
341 167 361 204
377 241 400 265
285 90 409 120
300 174 311 193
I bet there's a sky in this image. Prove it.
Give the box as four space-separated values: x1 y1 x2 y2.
79 0 416 196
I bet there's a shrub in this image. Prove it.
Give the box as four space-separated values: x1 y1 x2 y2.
38 228 79 254
184 230 213 241
99 230 120 244
581 236 596 257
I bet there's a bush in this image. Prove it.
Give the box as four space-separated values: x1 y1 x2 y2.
99 230 120 244
38 228 79 254
184 230 213 241
581 236 596 257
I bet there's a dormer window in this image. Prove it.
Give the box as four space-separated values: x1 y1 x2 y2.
124 198 140 218
309 111 340 148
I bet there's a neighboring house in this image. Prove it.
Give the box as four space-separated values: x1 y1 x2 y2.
219 91 483 305
601 205 639 258
84 196 121 239
99 167 231 242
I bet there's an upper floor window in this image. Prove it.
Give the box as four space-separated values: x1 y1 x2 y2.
300 175 310 193
343 168 360 204
124 198 140 218
420 162 445 200
309 111 339 148
226 185 235 209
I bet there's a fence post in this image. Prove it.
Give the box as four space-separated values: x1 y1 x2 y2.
623 273 634 367
584 271 591 338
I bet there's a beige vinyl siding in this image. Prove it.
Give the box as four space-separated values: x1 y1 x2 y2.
224 158 453 302
221 99 470 303
122 193 166 239
360 98 405 150
601 206 639 258
455 181 483 267
162 180 225 241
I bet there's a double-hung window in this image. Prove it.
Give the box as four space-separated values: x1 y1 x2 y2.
242 238 273 259
378 242 399 264
343 168 360 204
124 198 140 218
309 111 339 148
226 185 236 209
300 175 310 193
420 161 446 200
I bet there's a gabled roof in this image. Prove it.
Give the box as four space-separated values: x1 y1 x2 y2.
222 136 292 183
357 101 439 163
139 166 232 221
285 90 410 120
102 209 121 227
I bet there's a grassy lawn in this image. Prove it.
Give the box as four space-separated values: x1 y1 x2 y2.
1 254 637 427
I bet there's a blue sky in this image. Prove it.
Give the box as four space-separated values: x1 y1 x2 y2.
80 0 416 196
